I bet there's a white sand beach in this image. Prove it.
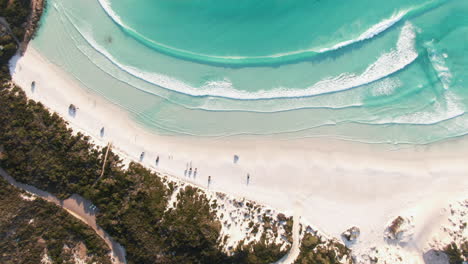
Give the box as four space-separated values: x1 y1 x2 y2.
10 47 468 263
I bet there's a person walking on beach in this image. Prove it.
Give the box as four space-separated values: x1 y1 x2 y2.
247 173 250 185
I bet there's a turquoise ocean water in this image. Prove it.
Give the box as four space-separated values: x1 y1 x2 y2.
32 0 468 144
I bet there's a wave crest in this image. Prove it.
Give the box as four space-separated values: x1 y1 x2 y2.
97 0 413 66
67 2 419 101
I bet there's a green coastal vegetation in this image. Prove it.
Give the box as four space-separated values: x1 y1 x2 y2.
0 177 112 264
1 1 466 264
294 233 351 264
444 242 468 264
0 83 288 263
0 0 31 79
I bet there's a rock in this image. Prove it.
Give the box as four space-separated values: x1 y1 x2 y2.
342 226 361 242
385 216 405 240
384 216 414 243
277 213 287 222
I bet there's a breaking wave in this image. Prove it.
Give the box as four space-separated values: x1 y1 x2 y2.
63 4 419 101
97 0 417 66
41 0 468 144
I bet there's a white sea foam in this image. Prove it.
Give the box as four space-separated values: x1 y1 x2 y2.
388 91 464 125
201 78 234 91
97 0 125 29
97 0 410 64
376 87 465 125
67 2 420 101
380 41 464 125
370 78 402 97
425 40 452 90
318 10 409 53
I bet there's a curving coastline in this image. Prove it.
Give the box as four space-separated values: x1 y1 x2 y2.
77 0 424 101
10 46 468 252
4 0 468 262
67 19 419 100
30 0 468 146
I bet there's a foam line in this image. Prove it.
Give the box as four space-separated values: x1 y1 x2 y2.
63 4 420 101
97 0 412 66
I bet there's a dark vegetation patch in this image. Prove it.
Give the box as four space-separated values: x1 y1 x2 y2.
0 177 112 264
0 0 30 79
443 242 468 264
294 232 352 264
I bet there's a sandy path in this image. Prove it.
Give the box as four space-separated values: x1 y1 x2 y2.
275 211 302 264
0 168 127 264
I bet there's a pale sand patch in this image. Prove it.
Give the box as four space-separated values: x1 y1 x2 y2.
10 47 468 263
20 193 36 201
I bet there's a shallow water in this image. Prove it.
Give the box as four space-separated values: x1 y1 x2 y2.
32 0 468 144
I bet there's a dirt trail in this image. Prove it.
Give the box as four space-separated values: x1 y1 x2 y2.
275 204 302 264
0 168 127 264
0 17 20 45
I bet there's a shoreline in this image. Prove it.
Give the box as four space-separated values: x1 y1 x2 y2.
10 46 468 257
